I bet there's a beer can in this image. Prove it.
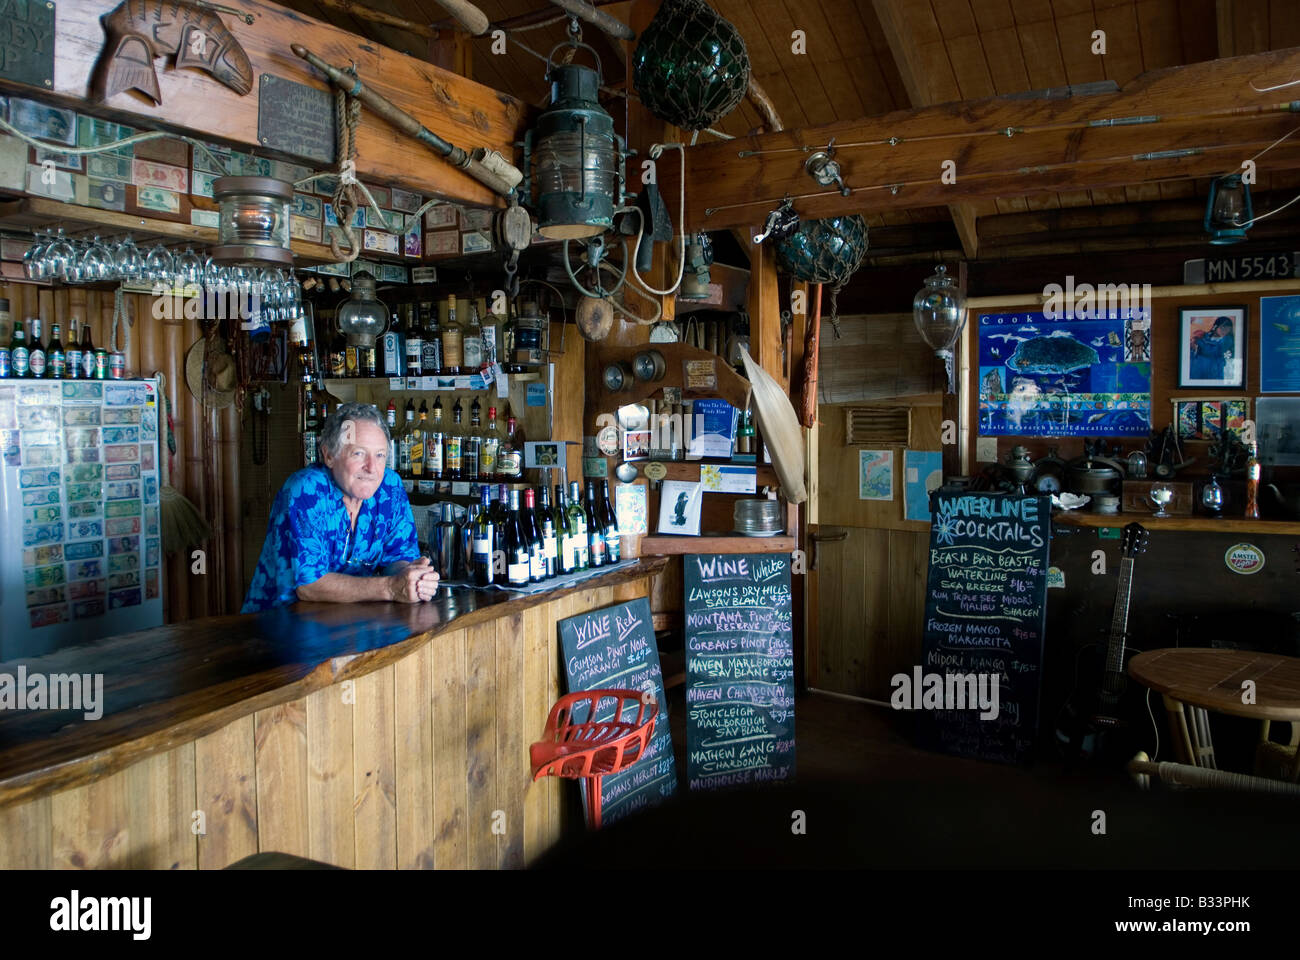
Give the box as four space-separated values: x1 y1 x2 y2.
109 351 125 379
94 348 108 380
0 347 10 378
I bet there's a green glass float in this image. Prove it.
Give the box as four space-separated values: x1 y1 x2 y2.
632 0 751 131
775 215 869 336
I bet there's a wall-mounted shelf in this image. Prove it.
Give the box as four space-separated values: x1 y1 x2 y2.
1053 511 1300 535
638 533 796 556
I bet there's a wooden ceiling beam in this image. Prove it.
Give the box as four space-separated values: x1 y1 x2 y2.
872 0 980 259
685 46 1300 233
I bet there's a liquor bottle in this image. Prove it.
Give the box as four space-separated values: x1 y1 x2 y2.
426 396 445 481
567 481 590 570
420 300 441 376
8 316 27 378
79 318 95 380
398 398 415 477
330 321 347 378
1245 442 1261 519
65 317 81 381
470 486 495 586
463 397 482 481
360 342 376 378
409 400 428 481
522 488 547 582
45 322 64 379
446 397 464 480
497 415 523 479
344 337 360 378
432 501 458 579
583 481 606 568
384 399 398 470
600 479 621 563
440 296 462 375
555 485 576 574
537 485 559 578
463 299 484 373
406 303 424 378
303 387 320 465
381 304 406 377
481 405 501 480
505 488 531 586
480 298 499 367
28 318 46 379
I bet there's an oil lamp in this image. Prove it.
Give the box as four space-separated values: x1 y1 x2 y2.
1204 174 1254 245
336 271 389 349
210 176 294 267
677 234 713 300
912 265 967 394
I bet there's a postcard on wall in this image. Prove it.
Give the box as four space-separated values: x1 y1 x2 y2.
657 479 702 536
700 463 757 494
615 481 648 535
1259 296 1300 392
903 450 943 521
859 449 894 501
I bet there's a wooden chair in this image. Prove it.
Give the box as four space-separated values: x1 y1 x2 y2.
1127 751 1300 796
1255 721 1300 782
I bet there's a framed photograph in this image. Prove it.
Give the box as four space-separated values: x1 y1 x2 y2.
523 440 564 469
657 479 702 536
1171 397 1251 443
1179 306 1246 388
1256 398 1300 466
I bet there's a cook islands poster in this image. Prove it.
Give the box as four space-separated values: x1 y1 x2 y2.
977 311 1152 437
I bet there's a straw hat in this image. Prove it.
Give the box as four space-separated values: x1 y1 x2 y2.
185 337 237 409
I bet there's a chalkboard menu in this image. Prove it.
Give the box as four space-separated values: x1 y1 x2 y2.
916 493 1050 764
558 598 678 825
684 553 796 790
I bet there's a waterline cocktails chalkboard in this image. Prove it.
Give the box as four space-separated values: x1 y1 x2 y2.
685 553 796 790
558 598 678 825
916 493 1050 763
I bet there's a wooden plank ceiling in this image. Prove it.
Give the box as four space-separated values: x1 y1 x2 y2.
271 0 1300 258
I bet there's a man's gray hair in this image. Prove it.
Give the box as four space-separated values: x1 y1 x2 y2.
318 402 391 461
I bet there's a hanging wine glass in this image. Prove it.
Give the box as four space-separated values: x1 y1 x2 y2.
45 229 77 281
23 231 49 280
78 235 113 283
144 243 174 284
114 235 145 281
176 247 203 287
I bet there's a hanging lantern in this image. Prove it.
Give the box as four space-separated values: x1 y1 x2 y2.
677 233 713 300
336 271 389 348
211 176 294 267
913 265 967 395
1204 174 1254 245
524 47 628 240
632 0 750 131
775 215 868 336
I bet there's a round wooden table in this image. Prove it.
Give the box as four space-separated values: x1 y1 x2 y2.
1128 648 1300 779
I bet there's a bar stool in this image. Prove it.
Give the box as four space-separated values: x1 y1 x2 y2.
530 689 658 830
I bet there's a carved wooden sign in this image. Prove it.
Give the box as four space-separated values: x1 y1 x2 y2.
92 0 253 104
0 0 56 90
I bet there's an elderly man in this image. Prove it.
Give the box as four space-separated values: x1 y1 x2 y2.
242 401 439 612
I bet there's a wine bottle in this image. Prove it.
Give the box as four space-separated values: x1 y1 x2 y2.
303 387 320 465
28 318 46 379
470 486 495 586
463 299 483 373
537 485 559 578
584 481 606 568
600 479 621 563
47 322 65 379
505 488 530 586
567 481 590 570
522 488 546 582
426 397 445 480
555 485 576 574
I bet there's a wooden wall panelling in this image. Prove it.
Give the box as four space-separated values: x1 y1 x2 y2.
50 766 129 869
161 313 189 623
184 312 212 618
125 744 197 869
431 627 469 868
495 608 528 869
0 795 52 868
351 667 397 869
305 681 355 868
549 320 585 482
393 640 435 869
524 598 553 866
817 313 940 403
220 403 243 609
464 620 497 869
253 698 310 860
194 715 258 869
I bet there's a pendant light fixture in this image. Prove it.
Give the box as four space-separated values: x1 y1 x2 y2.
210 176 294 267
335 271 389 348
912 265 967 394
1204 174 1254 245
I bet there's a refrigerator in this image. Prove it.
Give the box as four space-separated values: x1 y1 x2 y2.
0 377 164 660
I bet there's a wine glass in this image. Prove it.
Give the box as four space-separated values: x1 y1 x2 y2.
44 229 76 281
23 230 49 280
176 247 203 287
143 243 174 285
114 235 145 281
78 235 113 283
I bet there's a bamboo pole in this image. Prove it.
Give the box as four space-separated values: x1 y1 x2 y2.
101 295 115 376
219 403 242 613
161 314 188 623
183 312 211 620
965 276 1300 309
137 296 167 620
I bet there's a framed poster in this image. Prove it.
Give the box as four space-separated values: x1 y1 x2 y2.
858 449 894 501
1257 398 1300 466
1259 295 1300 392
1178 306 1246 388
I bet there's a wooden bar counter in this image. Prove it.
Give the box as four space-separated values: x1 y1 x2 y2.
0 559 667 870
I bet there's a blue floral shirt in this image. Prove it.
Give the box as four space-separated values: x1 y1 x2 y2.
242 465 420 612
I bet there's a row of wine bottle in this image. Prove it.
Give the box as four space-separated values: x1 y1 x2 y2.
431 480 621 587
